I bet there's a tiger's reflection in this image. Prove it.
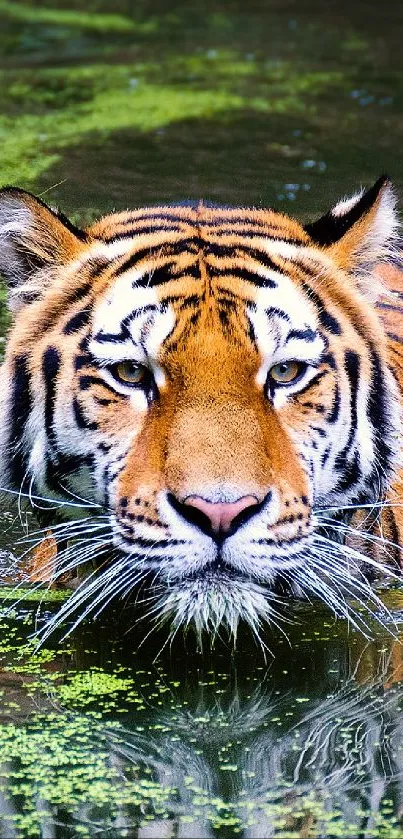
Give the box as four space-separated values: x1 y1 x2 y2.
1 621 403 837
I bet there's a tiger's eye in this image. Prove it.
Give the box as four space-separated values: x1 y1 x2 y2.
114 361 148 385
269 360 304 385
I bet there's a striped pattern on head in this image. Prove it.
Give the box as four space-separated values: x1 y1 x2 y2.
0 176 401 641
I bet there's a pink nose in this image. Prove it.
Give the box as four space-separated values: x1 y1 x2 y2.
183 495 259 534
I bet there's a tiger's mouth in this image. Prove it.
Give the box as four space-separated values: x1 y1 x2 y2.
111 508 355 598
34 506 397 648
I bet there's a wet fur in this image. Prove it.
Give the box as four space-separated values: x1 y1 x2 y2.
0 178 402 642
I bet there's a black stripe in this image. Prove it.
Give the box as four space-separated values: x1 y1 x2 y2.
299 402 326 413
134 266 179 288
63 309 90 335
9 354 31 486
42 346 60 447
64 281 93 304
206 228 303 243
334 450 361 492
74 353 92 371
387 331 403 345
92 304 158 345
72 396 98 431
209 264 278 288
264 306 291 322
321 445 331 466
86 258 110 279
300 282 342 335
177 294 203 310
94 396 116 406
367 345 394 474
176 263 201 280
285 327 317 343
293 370 328 397
114 239 200 279
327 383 340 423
377 301 403 314
246 316 258 349
103 212 194 228
311 425 327 437
103 224 185 242
217 296 237 312
100 210 305 233
333 320 397 496
334 350 360 469
79 375 117 395
206 242 284 277
322 351 336 369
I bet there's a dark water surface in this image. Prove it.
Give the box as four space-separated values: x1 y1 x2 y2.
1 0 403 220
1 1 403 836
2 579 403 837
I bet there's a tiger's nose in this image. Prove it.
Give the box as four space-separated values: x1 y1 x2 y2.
184 495 258 534
168 494 261 541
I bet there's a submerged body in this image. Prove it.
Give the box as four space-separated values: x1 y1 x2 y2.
0 177 402 639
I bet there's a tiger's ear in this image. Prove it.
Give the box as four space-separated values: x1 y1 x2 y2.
0 187 87 309
304 176 401 297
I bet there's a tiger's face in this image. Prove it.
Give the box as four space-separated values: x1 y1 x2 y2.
0 177 401 638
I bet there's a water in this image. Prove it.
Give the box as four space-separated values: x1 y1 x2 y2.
1 1 403 835
1 0 403 220
2 591 403 837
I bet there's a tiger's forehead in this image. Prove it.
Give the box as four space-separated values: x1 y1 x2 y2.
88 201 310 244
85 202 332 311
89 206 325 367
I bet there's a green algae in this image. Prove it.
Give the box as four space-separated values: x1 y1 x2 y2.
2 710 399 839
0 1 143 33
0 713 176 837
0 607 403 836
0 585 71 602
1 0 403 219
0 607 402 835
1 2 403 835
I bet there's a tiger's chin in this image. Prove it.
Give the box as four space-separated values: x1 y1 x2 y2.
155 572 281 641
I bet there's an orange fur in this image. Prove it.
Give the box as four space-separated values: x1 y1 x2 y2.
0 180 401 635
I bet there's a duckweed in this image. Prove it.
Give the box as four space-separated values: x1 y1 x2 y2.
1 1 403 834
0 585 71 602
0 604 401 835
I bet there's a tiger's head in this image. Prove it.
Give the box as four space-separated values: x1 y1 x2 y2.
0 177 401 640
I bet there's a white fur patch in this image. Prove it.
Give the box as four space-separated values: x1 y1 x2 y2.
331 190 364 217
90 273 175 389
355 184 399 266
249 284 324 389
0 203 33 289
329 182 401 300
92 273 159 337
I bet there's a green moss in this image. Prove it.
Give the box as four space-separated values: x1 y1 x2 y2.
0 585 71 602
0 2 403 218
0 1 142 33
0 607 402 836
1 3 403 834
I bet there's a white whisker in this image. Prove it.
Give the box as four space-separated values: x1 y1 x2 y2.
0 485 101 509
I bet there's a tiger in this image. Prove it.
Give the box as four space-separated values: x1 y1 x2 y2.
0 175 402 642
